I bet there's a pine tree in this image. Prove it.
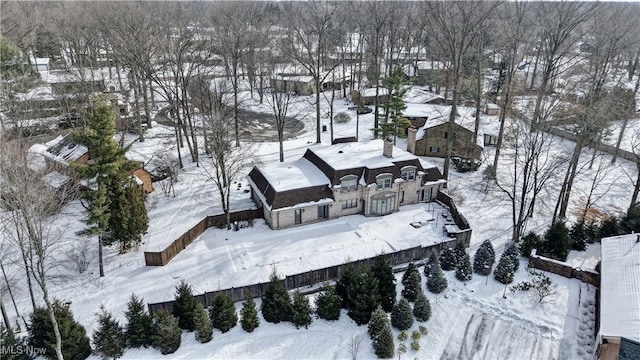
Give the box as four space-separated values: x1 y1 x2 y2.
401 264 422 302
439 247 457 271
93 305 125 359
390 298 414 331
240 293 260 333
453 241 467 264
505 243 520 272
542 221 571 261
194 303 212 343
494 252 516 284
28 300 92 360
426 260 448 294
413 292 431 322
209 292 237 333
569 221 588 251
424 252 438 277
336 264 358 309
151 310 181 355
519 232 542 258
105 177 149 253
347 268 380 325
292 291 313 329
377 66 411 141
124 294 154 348
372 256 396 312
1 323 29 360
455 254 473 281
315 286 341 321
369 306 394 359
172 280 199 331
473 239 495 275
261 271 293 323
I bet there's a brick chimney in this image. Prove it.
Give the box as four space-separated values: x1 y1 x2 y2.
383 136 393 158
407 126 417 154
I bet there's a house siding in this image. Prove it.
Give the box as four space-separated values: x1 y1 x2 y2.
414 122 482 160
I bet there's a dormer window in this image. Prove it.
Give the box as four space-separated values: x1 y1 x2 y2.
340 175 358 192
376 174 393 189
401 166 417 181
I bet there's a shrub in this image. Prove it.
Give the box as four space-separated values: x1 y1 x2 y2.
401 263 422 302
261 271 293 323
494 252 516 285
453 241 467 264
426 260 447 294
194 303 212 343
124 294 154 348
413 293 431 322
519 232 542 258
240 293 260 333
292 291 313 329
172 280 199 331
542 221 571 261
368 306 388 340
315 286 341 321
390 298 413 331
423 252 438 277
93 305 125 359
439 247 457 271
504 243 520 272
599 216 621 238
455 254 473 281
209 292 237 333
569 221 588 251
473 239 495 275
152 310 181 355
369 307 394 359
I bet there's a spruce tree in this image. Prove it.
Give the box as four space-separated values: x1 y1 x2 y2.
194 303 213 343
377 66 410 140
2 323 29 360
401 264 422 302
336 264 358 309
315 286 341 321
453 241 467 264
424 252 438 277
569 221 588 251
473 239 495 275
240 293 260 333
124 294 154 348
413 292 431 322
105 177 149 253
28 300 92 360
369 306 394 359
505 243 520 272
494 252 516 284
439 247 457 271
151 310 181 355
542 221 571 261
172 280 199 331
209 292 237 333
372 256 396 312
93 305 125 359
346 268 380 325
455 254 473 281
292 291 312 329
390 298 414 331
520 232 542 258
261 271 293 323
426 260 447 294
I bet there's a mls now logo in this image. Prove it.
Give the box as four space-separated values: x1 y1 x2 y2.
1 345 47 357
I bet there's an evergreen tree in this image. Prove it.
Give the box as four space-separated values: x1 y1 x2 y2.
621 205 640 233
372 256 396 312
519 232 542 258
569 221 588 251
151 310 181 355
240 293 259 333
413 292 431 322
453 241 467 264
400 264 422 302
599 216 621 238
424 252 438 277
104 177 149 253
473 239 495 275
209 292 237 333
390 298 414 331
336 264 358 309
261 271 293 323
377 66 411 141
439 247 457 271
494 252 516 284
28 300 92 360
172 280 199 331
542 221 571 261
455 254 473 281
426 260 447 294
347 268 380 325
194 303 213 343
504 243 520 272
369 307 394 359
315 286 341 321
1 323 29 360
291 291 313 329
93 305 125 359
124 294 154 348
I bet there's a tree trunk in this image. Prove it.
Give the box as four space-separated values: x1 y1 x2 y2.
233 65 240 147
0 295 11 335
631 165 640 210
315 79 322 144
557 139 584 220
43 295 64 360
131 72 145 142
443 66 461 182
21 250 37 312
142 77 152 129
98 235 104 277
0 260 23 328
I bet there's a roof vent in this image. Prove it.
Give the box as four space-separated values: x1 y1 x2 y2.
338 150 343 154
68 143 76 149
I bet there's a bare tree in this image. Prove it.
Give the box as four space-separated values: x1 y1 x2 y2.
265 84 298 162
347 334 362 360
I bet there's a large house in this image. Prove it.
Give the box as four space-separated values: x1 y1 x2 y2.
247 138 446 230
406 116 483 160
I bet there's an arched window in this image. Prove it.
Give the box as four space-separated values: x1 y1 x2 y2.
401 166 417 181
376 173 393 189
340 175 358 192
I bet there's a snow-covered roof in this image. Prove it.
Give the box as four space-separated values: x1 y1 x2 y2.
360 87 390 97
308 139 418 171
259 157 330 192
599 234 640 342
38 135 88 165
42 171 71 189
274 75 314 83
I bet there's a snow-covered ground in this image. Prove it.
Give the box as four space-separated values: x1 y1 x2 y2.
3 85 633 359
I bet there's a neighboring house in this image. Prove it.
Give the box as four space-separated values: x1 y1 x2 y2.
271 75 315 96
247 138 446 230
484 102 501 116
31 57 50 72
596 233 640 360
407 117 483 160
353 87 390 106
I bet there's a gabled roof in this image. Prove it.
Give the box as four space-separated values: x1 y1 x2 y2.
33 134 89 166
600 234 640 342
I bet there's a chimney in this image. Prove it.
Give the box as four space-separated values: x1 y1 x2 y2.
383 136 393 158
407 126 417 154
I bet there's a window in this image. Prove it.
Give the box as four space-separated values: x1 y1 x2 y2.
340 175 358 192
318 205 329 219
295 209 302 224
429 146 439 153
401 166 417 181
370 192 396 215
376 174 393 189
342 199 358 209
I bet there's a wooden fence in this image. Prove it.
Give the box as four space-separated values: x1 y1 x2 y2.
147 238 458 315
143 208 263 266
528 249 600 287
436 190 472 246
